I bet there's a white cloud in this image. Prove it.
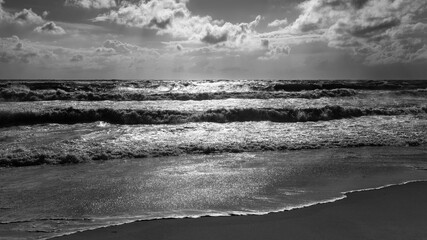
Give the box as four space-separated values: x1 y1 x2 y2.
65 0 116 9
268 18 288 28
93 0 262 48
34 22 66 35
0 36 39 63
269 0 427 64
259 43 291 60
93 0 188 29
0 36 160 70
14 9 44 25
1 1 45 29
99 39 160 57
0 4 44 26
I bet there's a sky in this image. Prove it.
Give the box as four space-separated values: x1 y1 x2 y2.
0 0 427 79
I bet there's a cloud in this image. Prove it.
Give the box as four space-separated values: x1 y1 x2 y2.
259 44 291 60
102 39 135 54
93 0 189 29
0 0 5 18
261 39 269 48
275 0 427 64
65 0 117 9
100 39 159 56
13 42 23 51
1 1 45 32
93 0 262 48
268 18 288 28
70 54 83 62
14 9 44 25
0 36 39 63
0 1 44 26
34 22 66 35
0 51 38 63
0 36 160 70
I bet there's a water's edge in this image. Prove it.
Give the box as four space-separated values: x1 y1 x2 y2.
49 179 427 240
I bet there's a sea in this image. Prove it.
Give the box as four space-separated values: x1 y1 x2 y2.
0 80 427 239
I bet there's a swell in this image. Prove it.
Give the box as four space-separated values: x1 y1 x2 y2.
1 105 426 127
0 88 357 101
2 79 426 91
265 80 427 91
2 79 427 102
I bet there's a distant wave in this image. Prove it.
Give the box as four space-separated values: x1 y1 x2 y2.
1 105 426 127
0 88 357 101
261 80 427 91
2 79 427 102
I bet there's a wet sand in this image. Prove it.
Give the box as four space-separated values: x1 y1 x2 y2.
54 181 427 240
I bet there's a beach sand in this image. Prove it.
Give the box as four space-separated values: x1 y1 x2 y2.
55 181 427 240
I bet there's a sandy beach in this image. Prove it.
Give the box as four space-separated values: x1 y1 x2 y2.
54 181 427 240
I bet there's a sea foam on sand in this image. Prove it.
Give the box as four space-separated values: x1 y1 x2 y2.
53 180 427 240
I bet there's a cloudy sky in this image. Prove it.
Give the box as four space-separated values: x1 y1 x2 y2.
0 0 426 79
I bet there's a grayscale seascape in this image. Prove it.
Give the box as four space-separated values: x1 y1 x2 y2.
1 0 427 239
1 80 427 239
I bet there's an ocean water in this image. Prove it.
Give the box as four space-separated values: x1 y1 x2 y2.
0 80 427 239
1 147 427 239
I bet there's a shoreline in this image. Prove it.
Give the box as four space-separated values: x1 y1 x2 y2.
53 180 427 240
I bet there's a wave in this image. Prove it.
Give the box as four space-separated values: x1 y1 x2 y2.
0 88 357 102
1 115 426 167
2 79 427 102
263 80 427 91
1 105 426 127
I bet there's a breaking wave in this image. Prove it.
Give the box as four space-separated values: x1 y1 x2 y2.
2 79 427 102
0 88 357 101
1 105 426 127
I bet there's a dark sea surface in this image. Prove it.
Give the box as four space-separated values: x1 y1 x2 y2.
0 80 427 239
